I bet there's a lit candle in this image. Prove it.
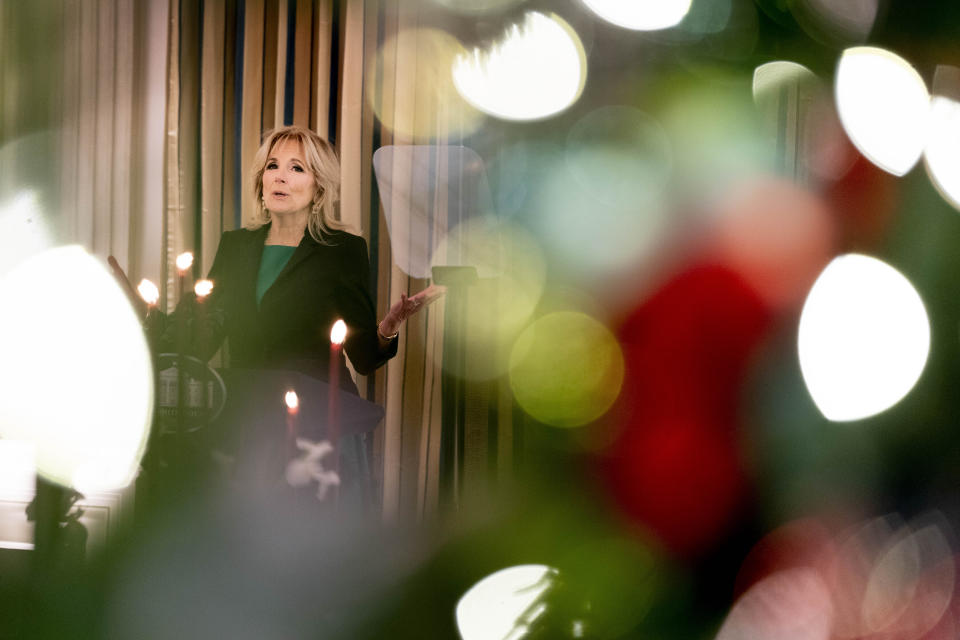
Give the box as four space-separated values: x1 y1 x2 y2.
137 278 162 375
285 390 299 459
193 279 213 350
175 252 193 302
174 253 194 349
137 278 160 313
328 319 347 448
174 253 192 438
193 278 213 299
194 279 214 416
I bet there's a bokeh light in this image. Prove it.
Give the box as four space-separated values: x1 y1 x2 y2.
452 12 586 121
733 519 838 596
603 263 770 555
835 47 929 176
752 60 817 104
138 278 160 306
0 246 153 492
284 390 299 412
729 514 956 640
431 218 547 380
558 536 663 636
330 318 347 345
509 312 624 427
712 178 834 309
792 0 878 44
860 522 954 637
532 106 672 280
566 106 673 207
656 78 772 208
580 0 692 31
176 251 194 272
367 29 484 141
716 568 833 640
751 62 856 184
924 95 960 211
798 254 929 422
830 515 904 638
456 565 558 640
194 278 213 298
829 515 955 639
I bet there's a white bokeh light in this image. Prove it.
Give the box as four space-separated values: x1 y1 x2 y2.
194 278 214 298
456 565 557 640
176 251 194 272
452 12 586 121
138 278 160 306
835 47 930 176
752 61 817 103
330 319 347 345
924 96 960 210
581 0 692 31
0 246 154 492
798 254 929 422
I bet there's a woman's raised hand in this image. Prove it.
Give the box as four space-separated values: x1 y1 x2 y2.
379 284 445 339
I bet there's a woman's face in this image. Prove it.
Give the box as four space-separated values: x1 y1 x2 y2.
261 139 317 217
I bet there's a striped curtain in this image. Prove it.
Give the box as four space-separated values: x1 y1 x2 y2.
163 0 515 522
58 0 169 289
356 2 520 521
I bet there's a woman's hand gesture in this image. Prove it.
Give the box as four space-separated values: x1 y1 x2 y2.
378 284 445 340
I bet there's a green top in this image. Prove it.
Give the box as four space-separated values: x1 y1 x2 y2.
256 245 297 306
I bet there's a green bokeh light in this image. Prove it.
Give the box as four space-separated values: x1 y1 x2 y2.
432 218 548 380
509 311 624 428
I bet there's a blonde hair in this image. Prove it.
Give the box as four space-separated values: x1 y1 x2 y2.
248 125 344 243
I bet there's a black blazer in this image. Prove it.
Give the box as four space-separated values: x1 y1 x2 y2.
163 224 397 393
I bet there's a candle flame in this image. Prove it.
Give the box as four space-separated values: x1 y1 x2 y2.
285 390 299 412
194 279 214 298
176 252 194 272
330 319 347 345
137 278 160 306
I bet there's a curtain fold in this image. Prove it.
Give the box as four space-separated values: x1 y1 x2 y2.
159 0 508 522
200 0 228 287
354 1 513 521
57 0 167 292
311 1 334 138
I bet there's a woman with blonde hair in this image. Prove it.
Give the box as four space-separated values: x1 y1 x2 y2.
190 125 436 386
148 126 438 503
